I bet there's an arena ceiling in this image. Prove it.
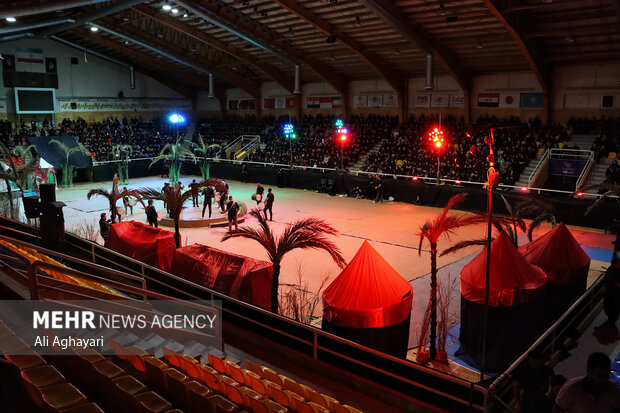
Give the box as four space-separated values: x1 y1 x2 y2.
1 0 619 100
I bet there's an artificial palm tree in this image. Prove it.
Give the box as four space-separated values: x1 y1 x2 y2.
138 178 226 248
222 210 347 313
87 187 143 224
149 137 196 184
193 137 221 180
417 193 485 361
515 197 557 241
112 144 132 185
49 139 88 187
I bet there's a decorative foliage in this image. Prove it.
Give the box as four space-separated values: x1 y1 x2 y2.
67 220 99 242
515 197 557 241
278 261 331 326
193 137 221 180
49 139 88 187
149 137 196 184
582 182 620 217
112 144 132 185
222 209 346 313
87 187 143 224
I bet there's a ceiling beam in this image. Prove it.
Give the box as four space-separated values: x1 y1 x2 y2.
132 4 295 92
175 0 349 96
481 0 548 93
356 0 471 93
92 19 261 98
269 0 406 96
0 0 110 19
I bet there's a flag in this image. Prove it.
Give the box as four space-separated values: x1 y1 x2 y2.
368 94 382 108
319 96 333 109
285 97 295 109
383 93 397 108
353 95 367 108
16 47 45 73
307 97 320 108
431 93 449 108
263 98 275 109
332 96 342 108
414 94 430 108
449 94 464 107
275 97 286 109
499 93 519 108
477 92 499 107
520 92 543 108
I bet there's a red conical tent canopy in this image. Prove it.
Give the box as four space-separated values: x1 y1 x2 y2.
460 232 548 307
519 222 591 285
322 240 413 328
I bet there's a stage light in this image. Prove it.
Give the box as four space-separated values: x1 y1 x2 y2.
455 180 461 185
335 118 344 129
340 134 347 141
576 191 583 198
162 4 172 10
412 176 418 181
169 113 186 124
171 8 179 14
283 123 294 136
90 26 99 32
428 126 445 150
6 17 16 23
521 186 528 192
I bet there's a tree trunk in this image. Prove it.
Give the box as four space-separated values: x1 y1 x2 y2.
174 218 181 248
270 264 280 313
429 242 438 361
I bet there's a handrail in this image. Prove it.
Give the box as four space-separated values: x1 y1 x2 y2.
528 149 550 186
575 151 595 191
234 135 260 159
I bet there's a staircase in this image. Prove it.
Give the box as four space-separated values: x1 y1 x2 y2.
582 157 615 189
515 151 546 188
568 134 598 150
352 138 387 170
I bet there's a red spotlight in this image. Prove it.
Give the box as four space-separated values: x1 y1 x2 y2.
412 176 418 181
455 180 461 185
520 186 528 192
576 191 583 198
428 126 445 150
340 134 347 141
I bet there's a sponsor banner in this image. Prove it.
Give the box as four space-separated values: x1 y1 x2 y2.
414 94 430 108
549 159 587 177
0 300 222 356
307 97 321 108
383 93 397 108
367 94 383 108
431 93 449 108
478 92 499 107
520 92 543 108
449 94 464 107
16 47 45 73
275 97 286 109
499 93 519 108
353 95 367 108
57 98 191 112
333 96 342 108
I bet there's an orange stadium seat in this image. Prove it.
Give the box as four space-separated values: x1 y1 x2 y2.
135 390 173 413
209 353 228 374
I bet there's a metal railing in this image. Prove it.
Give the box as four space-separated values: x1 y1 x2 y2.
575 151 595 191
528 149 550 187
234 135 260 160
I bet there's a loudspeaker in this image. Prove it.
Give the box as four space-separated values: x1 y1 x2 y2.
22 196 41 219
43 201 65 223
41 201 65 250
40 183 56 203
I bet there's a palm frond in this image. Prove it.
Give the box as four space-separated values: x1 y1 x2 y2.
501 194 514 218
440 239 489 256
527 214 555 241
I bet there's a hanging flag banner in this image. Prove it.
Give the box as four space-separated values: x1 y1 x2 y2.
263 98 275 109
499 93 520 108
414 94 431 108
16 47 46 73
383 93 397 108
285 97 296 109
275 97 286 109
353 95 367 108
332 96 343 108
320 96 333 109
449 94 464 107
367 94 383 108
431 93 449 108
228 99 254 110
520 92 543 108
307 97 320 108
477 92 499 107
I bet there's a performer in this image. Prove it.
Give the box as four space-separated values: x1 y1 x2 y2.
189 179 200 207
219 184 228 212
374 174 384 203
146 200 158 228
241 163 249 183
202 186 214 218
162 182 171 215
226 196 239 233
112 173 120 193
122 187 133 216
99 213 111 244
255 183 264 205
263 188 274 221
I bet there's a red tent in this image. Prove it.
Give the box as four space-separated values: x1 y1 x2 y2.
170 244 273 309
460 232 548 307
322 240 413 328
107 221 176 271
519 222 591 285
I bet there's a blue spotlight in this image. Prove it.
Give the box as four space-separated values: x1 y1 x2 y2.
169 113 186 124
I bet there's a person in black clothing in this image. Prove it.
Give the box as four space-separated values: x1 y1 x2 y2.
367 175 376 199
122 187 133 216
146 200 158 228
99 213 111 244
513 351 554 413
263 188 274 221
226 196 239 233
374 174 384 203
219 186 228 212
189 179 200 207
162 182 171 215
241 164 249 183
202 186 214 218
255 183 265 205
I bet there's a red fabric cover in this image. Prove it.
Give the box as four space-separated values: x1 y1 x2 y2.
460 232 548 307
107 221 176 271
322 240 413 328
519 222 591 285
170 244 273 309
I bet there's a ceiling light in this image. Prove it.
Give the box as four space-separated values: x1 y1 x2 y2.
162 4 172 10
157 30 164 38
90 26 99 32
5 17 16 23
124 40 130 45
395 48 401 55
171 8 179 13
183 13 188 17
565 35 574 43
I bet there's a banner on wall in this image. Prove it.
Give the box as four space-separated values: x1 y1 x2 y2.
16 47 46 73
320 97 333 109
449 94 464 107
57 97 191 112
414 94 431 108
549 159 587 177
274 97 286 109
263 98 275 109
431 94 449 108
383 93 397 108
477 93 499 107
367 94 383 108
499 93 520 108
353 95 367 108
520 92 543 108
333 96 342 108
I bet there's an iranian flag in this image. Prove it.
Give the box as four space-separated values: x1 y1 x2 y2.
16 47 45 72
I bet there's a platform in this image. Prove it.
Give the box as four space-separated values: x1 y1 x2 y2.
158 205 247 228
